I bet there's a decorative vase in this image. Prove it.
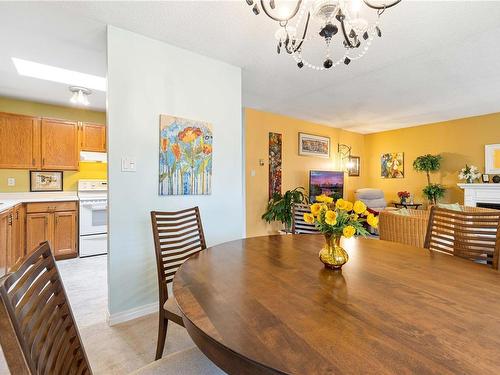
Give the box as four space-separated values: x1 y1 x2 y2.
400 197 407 204
466 177 473 183
319 234 349 270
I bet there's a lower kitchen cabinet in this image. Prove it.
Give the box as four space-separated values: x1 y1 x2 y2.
26 201 78 260
9 204 25 268
0 209 11 276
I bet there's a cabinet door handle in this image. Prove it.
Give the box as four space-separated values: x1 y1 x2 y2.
42 158 45 166
32 158 35 166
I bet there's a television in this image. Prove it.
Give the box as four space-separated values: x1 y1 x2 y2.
309 170 344 202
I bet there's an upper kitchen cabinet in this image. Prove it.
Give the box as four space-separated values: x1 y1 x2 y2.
41 118 79 170
0 112 40 169
80 122 106 152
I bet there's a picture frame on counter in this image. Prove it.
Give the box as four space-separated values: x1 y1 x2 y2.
30 171 63 192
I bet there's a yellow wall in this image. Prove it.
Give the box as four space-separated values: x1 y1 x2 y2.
245 108 365 237
0 96 107 192
364 112 500 205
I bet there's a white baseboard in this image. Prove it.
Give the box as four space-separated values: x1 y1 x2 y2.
107 302 158 326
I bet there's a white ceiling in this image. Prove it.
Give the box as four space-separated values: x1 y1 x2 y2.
0 1 500 133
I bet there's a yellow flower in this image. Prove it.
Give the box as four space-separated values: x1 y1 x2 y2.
316 194 334 204
352 214 359 220
362 210 370 217
325 210 337 225
367 214 379 228
343 225 356 238
353 201 367 214
335 199 347 210
345 201 353 212
303 213 315 224
311 203 322 216
320 204 328 212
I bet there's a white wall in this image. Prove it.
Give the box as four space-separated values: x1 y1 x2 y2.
107 26 243 318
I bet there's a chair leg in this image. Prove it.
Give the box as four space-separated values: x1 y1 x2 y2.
155 314 168 360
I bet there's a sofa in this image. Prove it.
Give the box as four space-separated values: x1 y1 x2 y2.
355 188 387 212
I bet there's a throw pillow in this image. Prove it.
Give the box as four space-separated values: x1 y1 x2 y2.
437 203 463 211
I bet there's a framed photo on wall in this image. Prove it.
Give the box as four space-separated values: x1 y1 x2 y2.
30 171 63 192
348 156 360 176
298 132 330 158
485 144 500 174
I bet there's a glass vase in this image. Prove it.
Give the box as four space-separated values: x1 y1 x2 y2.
319 234 349 270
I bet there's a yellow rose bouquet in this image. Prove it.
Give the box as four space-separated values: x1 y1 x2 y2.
304 196 379 269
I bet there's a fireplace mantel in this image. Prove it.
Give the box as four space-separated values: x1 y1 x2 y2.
457 183 500 206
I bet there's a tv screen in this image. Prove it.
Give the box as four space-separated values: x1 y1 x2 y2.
309 170 344 202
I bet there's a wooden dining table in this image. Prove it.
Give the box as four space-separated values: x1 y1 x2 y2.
173 235 500 375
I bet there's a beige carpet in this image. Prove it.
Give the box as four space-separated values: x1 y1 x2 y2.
0 255 219 375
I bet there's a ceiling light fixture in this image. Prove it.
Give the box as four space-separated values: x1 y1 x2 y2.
69 86 91 106
245 0 401 71
12 58 106 91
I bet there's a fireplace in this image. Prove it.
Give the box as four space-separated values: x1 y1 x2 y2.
457 183 500 207
477 202 500 210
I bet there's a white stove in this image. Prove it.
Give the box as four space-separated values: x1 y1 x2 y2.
78 179 108 257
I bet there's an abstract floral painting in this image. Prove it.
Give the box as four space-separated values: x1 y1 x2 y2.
269 132 282 199
159 115 213 195
381 152 404 178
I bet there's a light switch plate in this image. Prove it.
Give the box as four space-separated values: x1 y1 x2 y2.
7 178 15 186
121 157 137 172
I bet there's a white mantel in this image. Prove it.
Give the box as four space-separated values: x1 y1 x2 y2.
457 183 500 206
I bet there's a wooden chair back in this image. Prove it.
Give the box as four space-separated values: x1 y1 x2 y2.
151 207 206 303
0 242 91 375
292 203 319 234
424 206 500 269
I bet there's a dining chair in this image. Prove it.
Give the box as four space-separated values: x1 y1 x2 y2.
150 207 207 360
424 206 500 269
292 203 319 234
0 241 223 375
0 241 92 375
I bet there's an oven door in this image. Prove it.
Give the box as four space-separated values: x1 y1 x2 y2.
79 200 108 235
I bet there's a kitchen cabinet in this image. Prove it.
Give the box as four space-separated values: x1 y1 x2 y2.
0 112 40 169
9 204 25 268
26 201 78 260
41 118 79 170
80 122 106 152
0 209 11 276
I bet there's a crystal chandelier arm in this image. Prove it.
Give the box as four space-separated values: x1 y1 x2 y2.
292 11 311 52
338 13 356 48
260 0 302 22
362 0 401 10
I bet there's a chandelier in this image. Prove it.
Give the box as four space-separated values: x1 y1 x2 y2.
245 0 401 70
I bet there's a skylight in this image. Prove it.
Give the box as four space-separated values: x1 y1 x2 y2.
12 58 106 92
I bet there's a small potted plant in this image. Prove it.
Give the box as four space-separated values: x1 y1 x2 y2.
304 197 378 270
262 187 308 232
459 164 481 184
397 191 410 204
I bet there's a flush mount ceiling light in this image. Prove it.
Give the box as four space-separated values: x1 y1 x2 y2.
69 86 91 106
12 58 106 91
245 0 401 71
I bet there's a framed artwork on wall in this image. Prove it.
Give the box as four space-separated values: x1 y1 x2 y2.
485 144 500 174
298 132 330 158
30 171 63 192
158 114 213 195
348 156 360 176
381 152 404 178
269 132 282 199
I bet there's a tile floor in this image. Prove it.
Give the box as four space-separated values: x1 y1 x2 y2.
0 255 196 375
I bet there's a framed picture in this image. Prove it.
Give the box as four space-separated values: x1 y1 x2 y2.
298 132 330 158
268 132 282 199
485 144 500 174
348 156 360 176
159 114 213 195
30 171 63 192
381 152 404 178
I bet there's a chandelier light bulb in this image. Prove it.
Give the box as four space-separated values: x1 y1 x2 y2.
351 0 362 14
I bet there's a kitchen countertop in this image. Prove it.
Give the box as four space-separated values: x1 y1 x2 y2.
0 192 79 213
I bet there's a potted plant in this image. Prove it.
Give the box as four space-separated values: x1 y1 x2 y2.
397 191 410 204
304 197 378 270
413 154 445 205
459 164 481 184
262 187 308 232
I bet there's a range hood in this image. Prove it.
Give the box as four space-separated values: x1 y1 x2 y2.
80 151 107 163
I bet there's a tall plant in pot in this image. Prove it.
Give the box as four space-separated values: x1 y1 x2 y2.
262 187 308 232
413 154 445 205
